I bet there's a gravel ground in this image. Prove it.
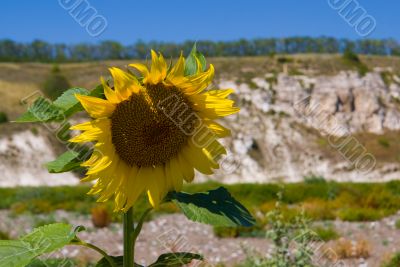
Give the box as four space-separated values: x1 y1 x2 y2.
1 210 400 267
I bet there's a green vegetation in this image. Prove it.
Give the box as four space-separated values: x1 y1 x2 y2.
2 181 400 224
237 197 317 267
0 111 8 123
313 225 339 241
303 174 326 184
395 219 400 229
381 71 394 87
0 230 10 240
42 65 71 100
342 48 369 76
382 252 400 267
277 56 293 64
337 207 388 222
378 137 391 148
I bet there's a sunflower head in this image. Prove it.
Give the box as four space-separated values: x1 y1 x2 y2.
70 50 239 212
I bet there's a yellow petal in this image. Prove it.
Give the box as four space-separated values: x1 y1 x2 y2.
97 160 123 201
109 67 140 100
69 119 110 143
182 143 213 175
166 158 183 191
129 62 150 81
123 166 144 212
167 53 185 82
158 53 168 79
147 166 166 207
101 77 120 103
205 89 234 98
177 151 195 182
75 94 115 118
204 140 227 161
86 154 113 175
204 120 231 137
147 50 167 84
179 64 214 95
199 106 240 119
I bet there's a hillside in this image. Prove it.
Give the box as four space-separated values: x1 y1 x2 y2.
1 54 400 185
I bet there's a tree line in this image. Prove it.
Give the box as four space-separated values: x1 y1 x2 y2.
0 37 399 62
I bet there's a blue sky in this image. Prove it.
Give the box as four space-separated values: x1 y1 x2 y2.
1 0 398 44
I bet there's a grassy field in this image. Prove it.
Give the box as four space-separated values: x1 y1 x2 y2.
2 180 400 223
1 54 400 119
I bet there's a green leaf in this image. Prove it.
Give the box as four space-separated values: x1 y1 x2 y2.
95 256 143 267
149 252 203 267
56 122 72 141
168 187 256 227
0 240 36 267
27 258 76 267
0 224 79 267
21 223 76 255
89 83 106 99
15 84 104 123
53 87 90 117
184 43 207 76
96 256 123 267
15 97 64 123
45 150 82 173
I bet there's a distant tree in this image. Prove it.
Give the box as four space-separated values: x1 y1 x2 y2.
99 41 124 59
0 37 399 62
0 111 8 124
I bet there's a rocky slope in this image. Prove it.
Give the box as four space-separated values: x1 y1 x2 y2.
206 69 400 183
2 69 400 186
0 126 78 187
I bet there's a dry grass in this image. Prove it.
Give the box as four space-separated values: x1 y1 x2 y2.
326 237 371 260
0 54 399 120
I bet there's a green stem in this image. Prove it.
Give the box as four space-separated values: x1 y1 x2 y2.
72 242 117 267
123 207 135 267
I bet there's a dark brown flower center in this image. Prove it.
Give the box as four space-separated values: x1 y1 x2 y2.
110 83 198 167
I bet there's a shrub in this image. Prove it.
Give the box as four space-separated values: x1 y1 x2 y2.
378 137 390 148
381 71 394 87
302 199 335 221
312 226 339 241
42 65 71 100
277 56 293 64
303 175 326 184
30 127 39 135
0 230 10 240
342 49 369 76
0 111 8 124
354 239 371 258
337 207 385 222
213 226 239 238
395 219 400 229
332 238 353 259
330 237 371 259
10 202 29 215
382 252 400 267
240 196 318 267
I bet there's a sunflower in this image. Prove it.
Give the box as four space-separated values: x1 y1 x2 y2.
70 51 239 212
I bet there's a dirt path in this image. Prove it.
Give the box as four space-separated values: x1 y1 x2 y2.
1 210 400 266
